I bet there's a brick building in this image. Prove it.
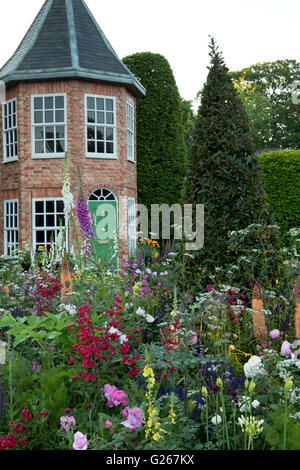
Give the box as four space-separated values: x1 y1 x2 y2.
0 0 145 265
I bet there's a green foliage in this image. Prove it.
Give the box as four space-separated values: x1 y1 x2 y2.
122 52 187 212
264 409 300 450
181 38 280 291
258 150 300 244
230 59 300 149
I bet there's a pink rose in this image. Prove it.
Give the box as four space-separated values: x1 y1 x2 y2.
269 329 280 339
73 431 88 450
60 415 76 432
281 340 292 358
102 384 128 407
106 420 112 429
121 407 143 432
189 331 198 345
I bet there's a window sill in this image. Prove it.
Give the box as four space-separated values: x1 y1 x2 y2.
86 154 118 160
32 154 65 159
3 157 19 163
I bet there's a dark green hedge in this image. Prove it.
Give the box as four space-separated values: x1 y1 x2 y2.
122 52 187 211
259 150 300 242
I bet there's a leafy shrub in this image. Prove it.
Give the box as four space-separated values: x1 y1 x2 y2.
259 150 300 244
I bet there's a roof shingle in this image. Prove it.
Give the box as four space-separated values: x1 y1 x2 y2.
0 0 145 97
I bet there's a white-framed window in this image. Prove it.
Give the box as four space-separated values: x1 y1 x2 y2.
2 98 18 162
126 102 134 162
31 94 66 158
32 198 67 252
85 94 117 159
4 199 18 257
128 197 136 256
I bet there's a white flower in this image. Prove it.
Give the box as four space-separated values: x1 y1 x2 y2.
64 304 77 316
119 334 127 345
146 268 152 274
145 314 155 323
252 400 260 409
135 269 142 274
244 355 264 378
211 415 222 425
108 326 120 335
136 307 145 317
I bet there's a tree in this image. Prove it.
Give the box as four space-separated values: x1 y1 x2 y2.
122 52 187 215
232 75 273 149
230 60 300 149
181 38 281 291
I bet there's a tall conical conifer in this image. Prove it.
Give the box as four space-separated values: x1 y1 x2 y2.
183 38 280 289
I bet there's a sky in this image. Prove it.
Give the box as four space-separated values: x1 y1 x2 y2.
1 0 300 108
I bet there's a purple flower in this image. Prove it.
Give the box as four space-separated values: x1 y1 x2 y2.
32 361 39 371
121 407 143 432
281 340 292 358
269 329 280 339
60 415 76 432
76 191 95 257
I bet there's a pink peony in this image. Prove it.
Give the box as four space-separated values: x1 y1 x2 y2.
60 415 76 432
189 331 198 345
73 431 88 450
281 340 292 358
269 329 280 339
112 390 129 406
121 407 143 432
103 384 128 407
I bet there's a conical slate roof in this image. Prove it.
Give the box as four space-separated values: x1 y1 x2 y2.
0 0 145 97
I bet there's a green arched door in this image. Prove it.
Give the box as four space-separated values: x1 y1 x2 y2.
88 189 118 266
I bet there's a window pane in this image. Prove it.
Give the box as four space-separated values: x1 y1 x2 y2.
35 141 44 153
96 97 104 110
87 127 95 139
45 111 54 123
34 111 43 123
106 127 113 141
47 231 55 243
97 127 104 140
46 127 55 138
88 141 95 152
87 111 95 123
56 214 65 226
55 96 64 108
35 215 44 227
46 140 54 152
106 112 114 125
35 201 44 213
97 141 104 153
87 97 95 109
45 97 53 109
56 140 65 153
56 126 65 138
97 111 105 124
56 200 64 212
55 110 64 122
106 99 113 111
106 142 114 154
34 97 43 110
46 214 55 227
46 201 54 212
35 127 44 139
36 231 45 243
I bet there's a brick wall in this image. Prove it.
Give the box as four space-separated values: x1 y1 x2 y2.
0 79 137 264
